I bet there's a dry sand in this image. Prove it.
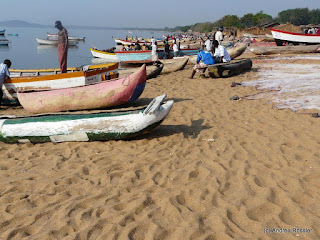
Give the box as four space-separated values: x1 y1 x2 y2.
0 52 320 240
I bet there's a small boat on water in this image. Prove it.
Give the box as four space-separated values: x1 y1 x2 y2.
4 62 119 104
8 33 18 36
0 29 5 35
159 57 189 74
17 65 147 114
0 39 9 45
0 94 174 143
47 33 85 41
271 28 320 46
248 44 320 55
36 38 79 46
208 59 252 78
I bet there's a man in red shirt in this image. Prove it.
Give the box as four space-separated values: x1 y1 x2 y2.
55 21 68 73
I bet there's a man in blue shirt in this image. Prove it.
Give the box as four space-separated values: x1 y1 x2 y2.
0 59 11 103
190 50 215 79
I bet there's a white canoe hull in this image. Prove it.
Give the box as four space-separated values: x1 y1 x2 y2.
36 38 79 46
90 48 120 61
271 28 320 46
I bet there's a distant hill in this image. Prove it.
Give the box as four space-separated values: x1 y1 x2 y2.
0 20 50 28
0 20 164 31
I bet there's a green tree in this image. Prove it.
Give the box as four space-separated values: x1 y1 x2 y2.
277 8 311 25
222 15 240 28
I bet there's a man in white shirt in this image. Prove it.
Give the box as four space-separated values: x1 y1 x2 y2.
205 37 212 52
173 42 179 57
151 42 158 64
213 40 231 63
215 27 224 44
0 59 11 103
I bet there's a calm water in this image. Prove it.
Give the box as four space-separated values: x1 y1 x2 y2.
0 27 169 69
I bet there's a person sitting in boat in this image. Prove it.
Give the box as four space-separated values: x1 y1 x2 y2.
134 41 142 51
190 50 215 79
0 59 11 103
120 44 126 51
141 42 148 51
212 40 231 63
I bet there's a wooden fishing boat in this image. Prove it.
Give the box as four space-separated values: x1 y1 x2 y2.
3 63 119 104
36 38 79 46
248 44 320 55
118 64 163 80
208 59 252 78
17 65 146 114
10 62 118 77
91 47 199 63
0 94 174 143
189 43 247 64
271 28 320 46
90 48 119 61
159 57 189 74
0 29 5 35
47 33 85 41
0 39 9 45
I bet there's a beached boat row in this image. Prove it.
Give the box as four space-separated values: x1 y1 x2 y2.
90 47 199 63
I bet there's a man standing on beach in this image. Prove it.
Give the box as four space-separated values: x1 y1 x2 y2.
0 59 11 104
55 21 68 73
215 27 224 44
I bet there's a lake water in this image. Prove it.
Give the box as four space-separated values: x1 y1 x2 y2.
0 27 169 69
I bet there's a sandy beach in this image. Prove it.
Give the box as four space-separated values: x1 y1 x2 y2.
0 51 320 240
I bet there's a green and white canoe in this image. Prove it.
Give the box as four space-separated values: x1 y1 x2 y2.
0 94 173 143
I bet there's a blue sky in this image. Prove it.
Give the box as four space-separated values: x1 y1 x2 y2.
2 0 319 28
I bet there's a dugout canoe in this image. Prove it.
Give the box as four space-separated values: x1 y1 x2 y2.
0 29 5 35
248 44 320 55
17 65 147 114
3 63 119 104
0 94 174 143
189 43 247 64
159 57 189 74
118 64 163 80
208 59 252 78
10 62 119 77
36 38 79 46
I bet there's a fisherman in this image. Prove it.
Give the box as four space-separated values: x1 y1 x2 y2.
0 59 11 104
212 40 231 63
163 40 170 59
151 41 158 64
134 41 142 50
205 37 212 52
55 20 68 73
190 50 215 79
215 27 224 44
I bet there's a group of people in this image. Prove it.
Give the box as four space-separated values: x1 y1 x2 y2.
190 29 231 79
306 27 319 35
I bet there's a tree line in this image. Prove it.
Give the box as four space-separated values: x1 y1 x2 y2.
164 8 320 33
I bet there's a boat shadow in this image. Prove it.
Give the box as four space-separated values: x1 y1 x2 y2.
135 119 212 140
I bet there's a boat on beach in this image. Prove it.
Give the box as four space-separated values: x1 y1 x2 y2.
0 94 174 143
270 28 320 46
118 64 163 80
208 59 253 78
47 33 85 41
248 44 320 55
36 38 79 46
189 43 247 64
17 65 147 114
159 57 189 74
0 29 5 35
90 47 200 63
4 63 119 104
